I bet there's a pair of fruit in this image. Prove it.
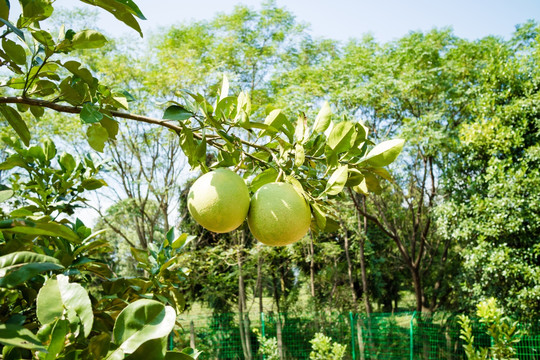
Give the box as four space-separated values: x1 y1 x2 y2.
187 168 311 246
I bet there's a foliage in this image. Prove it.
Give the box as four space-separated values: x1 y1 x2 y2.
309 332 347 360
437 22 540 320
253 328 279 360
0 137 194 358
459 298 522 360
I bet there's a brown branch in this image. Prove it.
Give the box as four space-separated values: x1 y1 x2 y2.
0 96 183 133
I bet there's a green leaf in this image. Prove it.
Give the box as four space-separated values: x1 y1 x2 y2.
57 275 93 337
36 276 93 338
352 181 369 195
261 109 288 137
295 113 308 144
294 144 305 167
0 189 13 202
219 74 229 101
131 247 149 264
2 38 26 65
42 138 56 161
345 168 365 187
45 319 68 360
368 167 393 182
20 0 53 21
28 105 44 119
163 105 192 121
109 299 176 357
81 178 107 190
362 139 405 167
0 104 30 146
36 277 63 325
0 251 64 288
4 222 80 242
324 165 348 196
59 152 76 173
250 168 278 192
285 175 305 198
100 117 119 139
125 337 167 360
312 101 332 134
363 172 382 194
63 61 95 86
79 0 145 37
164 351 196 360
87 123 109 152
311 203 326 230
0 0 7 23
327 121 356 154
72 29 107 49
81 103 104 124
31 29 55 48
0 324 46 351
215 96 236 119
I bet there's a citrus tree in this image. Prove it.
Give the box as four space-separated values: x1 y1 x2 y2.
0 0 404 358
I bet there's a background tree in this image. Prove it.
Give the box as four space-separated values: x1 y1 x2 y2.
437 22 540 321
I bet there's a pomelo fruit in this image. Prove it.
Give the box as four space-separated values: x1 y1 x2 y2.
247 182 311 246
187 168 250 233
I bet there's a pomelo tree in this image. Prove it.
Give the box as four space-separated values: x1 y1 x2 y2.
0 0 403 358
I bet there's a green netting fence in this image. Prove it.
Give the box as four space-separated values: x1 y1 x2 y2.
171 312 540 360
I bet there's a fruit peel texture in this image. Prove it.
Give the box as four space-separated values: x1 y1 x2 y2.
187 168 250 233
248 182 311 246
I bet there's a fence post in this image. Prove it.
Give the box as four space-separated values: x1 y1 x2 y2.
410 311 416 360
349 312 356 360
261 312 266 338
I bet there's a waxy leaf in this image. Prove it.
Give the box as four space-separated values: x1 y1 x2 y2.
0 104 30 146
0 323 46 351
2 38 26 65
0 189 13 202
4 222 80 242
36 277 63 325
80 0 145 37
110 299 176 357
72 29 107 49
363 139 405 167
327 121 355 154
37 275 94 337
164 351 196 360
311 202 326 230
81 103 103 124
250 168 278 192
261 109 288 137
294 144 305 167
0 251 64 288
324 165 348 196
87 123 109 152
312 101 332 134
163 105 192 121
219 74 229 101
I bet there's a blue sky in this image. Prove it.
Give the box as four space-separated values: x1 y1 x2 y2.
57 0 540 42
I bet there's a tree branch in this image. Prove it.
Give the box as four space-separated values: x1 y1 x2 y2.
0 96 183 133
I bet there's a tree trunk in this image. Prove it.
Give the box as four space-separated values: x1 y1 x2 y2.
410 265 424 313
343 225 359 308
257 250 264 314
190 320 196 349
309 232 316 298
358 196 373 314
237 231 252 360
273 275 285 360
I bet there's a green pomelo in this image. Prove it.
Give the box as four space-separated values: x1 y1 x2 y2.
187 168 250 233
248 182 311 246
